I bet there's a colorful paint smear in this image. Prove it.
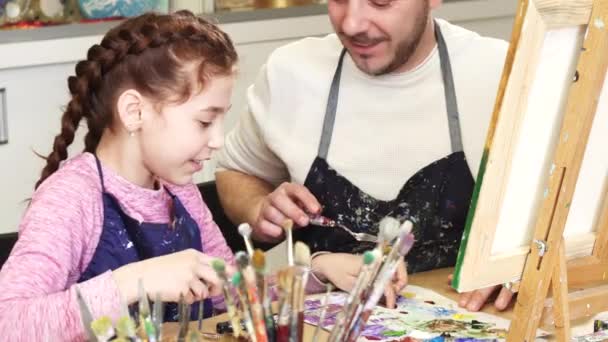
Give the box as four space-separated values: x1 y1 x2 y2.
303 285 544 341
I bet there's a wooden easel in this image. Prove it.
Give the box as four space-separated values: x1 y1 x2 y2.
506 1 608 341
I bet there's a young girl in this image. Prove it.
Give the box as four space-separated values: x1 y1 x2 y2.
0 11 238 340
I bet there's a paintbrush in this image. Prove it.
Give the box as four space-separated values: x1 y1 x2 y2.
177 293 191 342
212 259 243 339
115 293 137 341
307 214 336 227
327 250 377 342
138 279 157 342
361 217 404 300
115 315 137 341
232 271 258 342
239 223 255 257
90 316 114 342
152 293 163 341
197 296 204 333
282 219 294 267
345 227 415 342
311 283 333 342
75 287 96 341
377 217 402 249
252 249 276 342
290 242 311 342
276 267 294 342
236 251 269 342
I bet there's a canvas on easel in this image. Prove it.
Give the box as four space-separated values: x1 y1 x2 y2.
452 0 608 340
452 0 608 292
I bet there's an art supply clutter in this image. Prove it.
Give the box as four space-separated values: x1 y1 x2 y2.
75 216 414 341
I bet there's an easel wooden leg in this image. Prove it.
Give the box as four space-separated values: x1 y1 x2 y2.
552 238 571 342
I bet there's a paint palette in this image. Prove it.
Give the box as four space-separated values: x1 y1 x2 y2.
303 285 545 341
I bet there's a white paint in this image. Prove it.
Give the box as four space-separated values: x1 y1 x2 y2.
491 26 585 254
595 18 605 30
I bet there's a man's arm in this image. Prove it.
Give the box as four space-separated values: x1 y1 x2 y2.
215 170 273 239
214 62 321 242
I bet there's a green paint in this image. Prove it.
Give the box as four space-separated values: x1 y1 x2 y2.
382 330 408 337
566 202 571 209
453 149 489 290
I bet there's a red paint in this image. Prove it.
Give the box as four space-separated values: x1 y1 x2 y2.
276 325 290 342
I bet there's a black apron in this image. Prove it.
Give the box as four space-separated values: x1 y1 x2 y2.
294 22 474 273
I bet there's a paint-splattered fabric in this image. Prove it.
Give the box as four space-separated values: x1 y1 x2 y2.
297 152 473 274
77 155 213 322
0 153 234 341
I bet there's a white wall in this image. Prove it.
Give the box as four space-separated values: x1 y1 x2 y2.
0 1 515 234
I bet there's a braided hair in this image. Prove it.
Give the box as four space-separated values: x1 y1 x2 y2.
35 11 238 189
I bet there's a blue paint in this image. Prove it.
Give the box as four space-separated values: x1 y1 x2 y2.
429 306 457 317
424 337 445 342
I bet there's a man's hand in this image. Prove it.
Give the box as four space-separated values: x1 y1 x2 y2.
448 274 514 311
251 182 321 242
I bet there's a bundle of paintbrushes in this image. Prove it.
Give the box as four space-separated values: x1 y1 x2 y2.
219 217 416 342
325 218 416 342
211 220 312 342
76 279 220 342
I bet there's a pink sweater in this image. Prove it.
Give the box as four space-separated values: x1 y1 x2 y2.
0 153 235 341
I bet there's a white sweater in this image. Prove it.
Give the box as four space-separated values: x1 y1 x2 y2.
216 19 508 201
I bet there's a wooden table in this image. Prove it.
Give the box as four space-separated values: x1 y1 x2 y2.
161 267 514 341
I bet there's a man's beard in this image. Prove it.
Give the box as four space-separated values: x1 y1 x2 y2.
346 2 430 76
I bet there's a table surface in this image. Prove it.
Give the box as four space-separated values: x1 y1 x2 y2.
161 267 516 341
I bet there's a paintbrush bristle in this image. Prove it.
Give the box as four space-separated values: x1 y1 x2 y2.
235 251 249 270
238 223 252 238
251 249 266 271
211 259 226 274
294 242 311 268
282 219 294 232
379 216 401 243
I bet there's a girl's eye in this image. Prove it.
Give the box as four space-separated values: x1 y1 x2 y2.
199 121 212 128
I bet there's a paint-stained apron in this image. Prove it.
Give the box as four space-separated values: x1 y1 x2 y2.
294 22 475 273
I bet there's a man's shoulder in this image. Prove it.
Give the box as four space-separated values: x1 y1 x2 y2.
438 18 508 62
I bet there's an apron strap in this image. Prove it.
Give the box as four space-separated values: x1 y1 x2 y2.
318 48 347 159
317 20 465 160
93 155 107 192
435 21 464 153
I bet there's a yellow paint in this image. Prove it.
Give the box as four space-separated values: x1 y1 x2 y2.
452 313 475 320
401 292 416 299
